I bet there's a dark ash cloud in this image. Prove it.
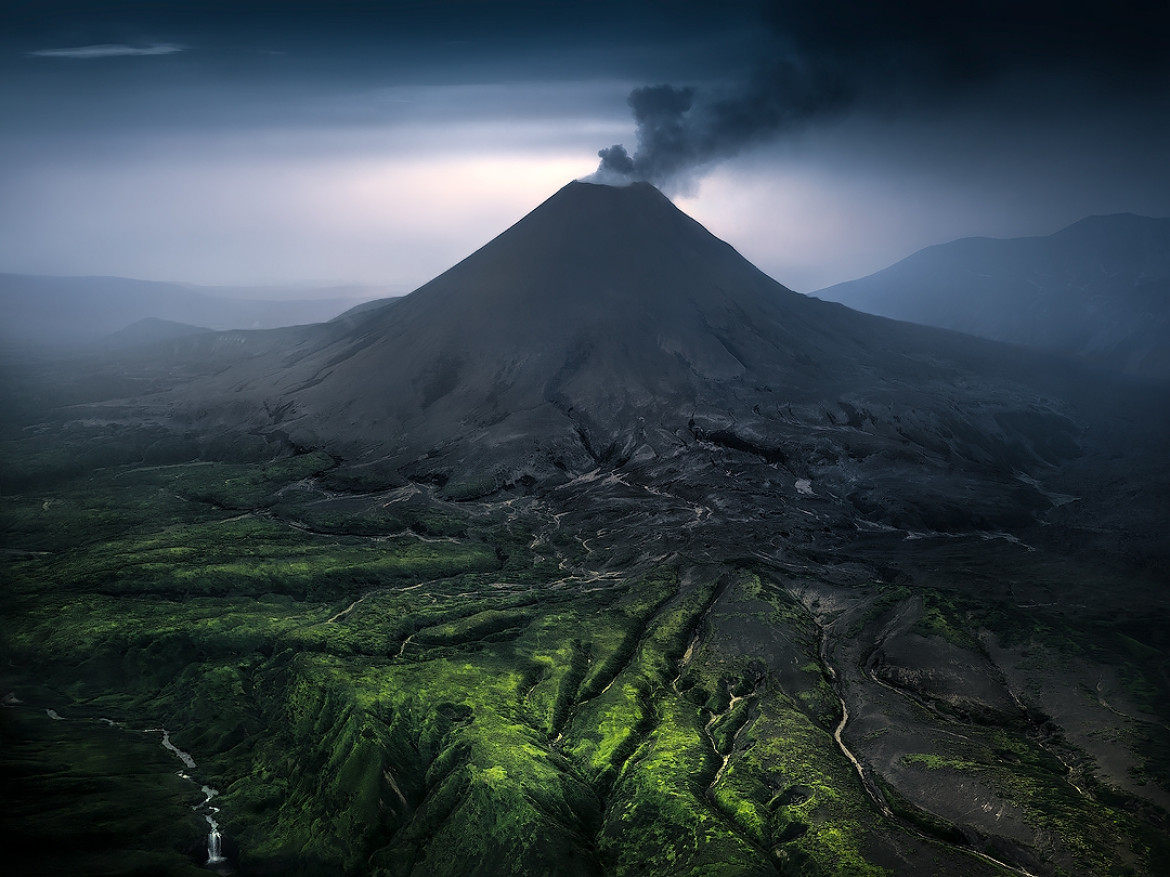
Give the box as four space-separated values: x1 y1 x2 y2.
592 0 1170 192
591 61 849 193
763 0 1170 87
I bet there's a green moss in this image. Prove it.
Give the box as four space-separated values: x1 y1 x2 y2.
3 450 1166 877
901 753 986 772
912 591 980 650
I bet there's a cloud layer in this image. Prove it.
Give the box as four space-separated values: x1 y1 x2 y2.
1 1 1167 292
590 0 1170 192
29 43 184 59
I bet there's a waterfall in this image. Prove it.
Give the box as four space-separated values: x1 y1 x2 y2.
200 784 226 866
206 816 225 865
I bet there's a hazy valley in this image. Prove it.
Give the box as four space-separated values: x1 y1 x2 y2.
0 273 396 356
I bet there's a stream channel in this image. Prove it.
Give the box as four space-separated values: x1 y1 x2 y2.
41 704 230 869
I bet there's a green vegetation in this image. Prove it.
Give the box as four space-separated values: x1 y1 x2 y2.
2 453 1167 876
0 456 874 875
911 591 980 651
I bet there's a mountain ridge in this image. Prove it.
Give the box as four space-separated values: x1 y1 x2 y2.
0 272 378 353
814 213 1170 380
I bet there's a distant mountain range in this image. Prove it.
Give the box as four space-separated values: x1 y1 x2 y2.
814 213 1170 381
0 273 396 353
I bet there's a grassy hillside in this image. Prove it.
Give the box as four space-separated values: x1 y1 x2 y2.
3 444 1167 876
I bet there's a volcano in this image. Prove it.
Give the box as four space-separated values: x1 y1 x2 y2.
164 181 1147 521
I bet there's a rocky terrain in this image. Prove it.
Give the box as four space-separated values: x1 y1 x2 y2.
1 182 1167 876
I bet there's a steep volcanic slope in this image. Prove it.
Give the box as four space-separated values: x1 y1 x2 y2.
163 182 1136 520
814 214 1170 381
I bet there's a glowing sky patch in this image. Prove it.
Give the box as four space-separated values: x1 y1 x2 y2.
0 133 599 288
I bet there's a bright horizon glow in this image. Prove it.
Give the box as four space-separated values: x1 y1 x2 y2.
3 139 1164 296
0 143 601 290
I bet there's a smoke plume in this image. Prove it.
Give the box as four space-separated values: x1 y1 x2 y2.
590 0 1170 194
590 60 850 193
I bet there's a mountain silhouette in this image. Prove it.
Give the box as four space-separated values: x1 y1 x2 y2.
145 180 1164 544
0 272 375 354
814 214 1170 381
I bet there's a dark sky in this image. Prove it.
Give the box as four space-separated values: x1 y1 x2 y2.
2 0 1168 291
